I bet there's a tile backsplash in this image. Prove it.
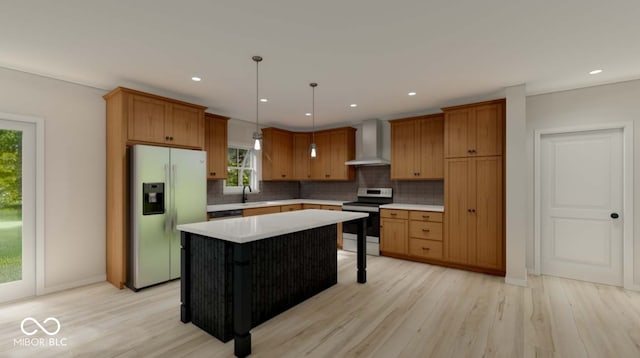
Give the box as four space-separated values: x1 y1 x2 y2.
207 180 299 205
207 166 443 205
299 166 443 204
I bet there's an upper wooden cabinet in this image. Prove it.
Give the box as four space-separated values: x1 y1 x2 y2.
310 127 356 181
123 90 206 149
262 128 294 181
292 133 312 180
442 99 504 158
390 113 444 180
205 113 229 180
263 126 355 182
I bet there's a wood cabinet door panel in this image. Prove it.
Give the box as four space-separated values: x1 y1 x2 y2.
205 115 227 180
168 103 203 147
380 218 407 255
330 130 348 179
474 104 503 156
474 156 504 270
273 130 293 180
302 204 322 209
444 158 472 264
419 117 444 178
293 133 311 180
390 120 417 179
444 109 472 158
311 132 331 180
321 205 343 247
128 95 167 143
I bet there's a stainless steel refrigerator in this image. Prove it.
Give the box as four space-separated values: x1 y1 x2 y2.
128 144 206 290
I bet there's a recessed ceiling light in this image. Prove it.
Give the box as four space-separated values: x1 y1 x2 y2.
305 113 312 116
589 69 603 75
349 104 358 108
260 98 268 102
408 92 417 96
191 76 202 82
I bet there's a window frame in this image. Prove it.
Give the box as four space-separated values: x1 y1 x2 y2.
223 143 260 194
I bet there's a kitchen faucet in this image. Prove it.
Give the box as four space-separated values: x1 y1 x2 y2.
242 184 252 203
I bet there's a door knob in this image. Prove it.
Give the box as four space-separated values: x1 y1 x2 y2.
611 213 619 219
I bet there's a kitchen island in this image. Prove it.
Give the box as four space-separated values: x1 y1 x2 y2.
177 209 368 358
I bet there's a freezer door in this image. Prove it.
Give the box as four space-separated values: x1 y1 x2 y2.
131 145 171 289
169 148 207 279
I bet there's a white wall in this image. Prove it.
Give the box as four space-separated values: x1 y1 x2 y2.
526 79 640 286
505 85 527 286
0 67 106 293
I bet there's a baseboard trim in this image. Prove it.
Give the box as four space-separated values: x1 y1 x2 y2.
40 274 107 295
505 275 528 287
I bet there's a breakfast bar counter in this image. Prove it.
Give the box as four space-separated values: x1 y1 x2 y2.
177 209 368 357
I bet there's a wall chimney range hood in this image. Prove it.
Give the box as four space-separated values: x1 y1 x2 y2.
345 119 390 166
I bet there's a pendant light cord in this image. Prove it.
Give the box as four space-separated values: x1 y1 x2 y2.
256 58 259 133
312 84 315 143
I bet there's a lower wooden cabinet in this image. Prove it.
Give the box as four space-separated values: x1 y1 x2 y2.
320 205 343 248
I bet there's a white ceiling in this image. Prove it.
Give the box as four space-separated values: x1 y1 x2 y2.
1 1 639 129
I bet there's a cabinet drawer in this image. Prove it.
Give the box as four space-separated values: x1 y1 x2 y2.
242 206 281 217
409 221 442 241
321 205 341 211
409 239 442 260
303 204 322 210
409 211 443 222
380 209 409 219
280 204 302 212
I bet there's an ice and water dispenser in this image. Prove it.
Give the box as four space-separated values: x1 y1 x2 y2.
142 182 165 215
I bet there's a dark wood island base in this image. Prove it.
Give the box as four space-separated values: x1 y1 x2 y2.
178 211 367 357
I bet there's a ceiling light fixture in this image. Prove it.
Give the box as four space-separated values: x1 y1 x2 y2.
305 113 312 117
252 56 263 151
408 92 417 96
310 83 318 158
260 98 268 102
349 104 358 108
589 69 603 75
191 76 202 82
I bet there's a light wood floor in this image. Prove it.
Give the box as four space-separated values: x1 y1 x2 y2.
1 251 639 357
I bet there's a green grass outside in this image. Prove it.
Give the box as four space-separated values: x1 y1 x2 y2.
0 207 22 284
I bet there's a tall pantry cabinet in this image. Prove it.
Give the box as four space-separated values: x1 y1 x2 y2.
443 99 505 274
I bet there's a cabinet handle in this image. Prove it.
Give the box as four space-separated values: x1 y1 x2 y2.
422 215 429 219
468 209 472 213
170 136 174 141
471 209 476 213
281 174 286 178
422 229 430 232
165 136 170 140
422 247 430 251
390 213 397 216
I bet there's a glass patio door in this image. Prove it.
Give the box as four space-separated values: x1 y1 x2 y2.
0 118 36 302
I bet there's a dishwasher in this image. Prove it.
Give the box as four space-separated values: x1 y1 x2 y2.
208 209 243 221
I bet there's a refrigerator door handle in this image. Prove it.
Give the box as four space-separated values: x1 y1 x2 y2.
172 164 178 231
164 164 171 233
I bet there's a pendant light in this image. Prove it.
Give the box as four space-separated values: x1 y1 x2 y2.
252 55 263 151
310 82 317 158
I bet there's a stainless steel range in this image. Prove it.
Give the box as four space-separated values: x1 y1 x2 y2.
341 188 392 256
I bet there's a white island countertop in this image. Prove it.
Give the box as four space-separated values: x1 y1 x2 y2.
178 209 368 244
380 203 444 212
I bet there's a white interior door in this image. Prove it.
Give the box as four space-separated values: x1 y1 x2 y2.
541 128 623 286
0 118 36 302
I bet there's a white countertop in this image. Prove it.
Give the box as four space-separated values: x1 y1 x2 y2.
380 203 444 212
178 209 368 244
207 199 346 212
